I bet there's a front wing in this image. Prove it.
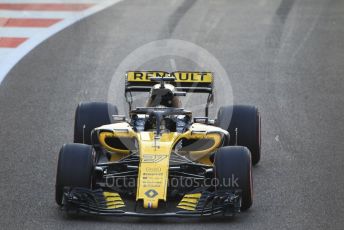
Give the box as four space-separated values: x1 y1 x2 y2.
61 187 242 217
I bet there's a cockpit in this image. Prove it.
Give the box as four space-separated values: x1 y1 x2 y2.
130 107 192 135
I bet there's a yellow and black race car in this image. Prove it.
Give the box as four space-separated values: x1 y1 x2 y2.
55 71 261 217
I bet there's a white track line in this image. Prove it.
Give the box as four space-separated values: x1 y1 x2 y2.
0 0 103 3
0 48 13 57
0 28 47 37
0 10 77 18
0 0 123 84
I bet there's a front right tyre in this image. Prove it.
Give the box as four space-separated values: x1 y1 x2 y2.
74 102 118 145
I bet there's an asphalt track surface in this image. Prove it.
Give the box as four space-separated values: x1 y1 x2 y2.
1 0 344 229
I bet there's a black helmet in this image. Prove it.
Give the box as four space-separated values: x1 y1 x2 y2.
146 84 181 108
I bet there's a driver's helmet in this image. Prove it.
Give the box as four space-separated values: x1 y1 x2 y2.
146 84 181 108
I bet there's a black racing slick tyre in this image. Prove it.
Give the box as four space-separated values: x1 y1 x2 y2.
74 102 118 145
55 144 94 206
214 146 253 211
215 105 261 165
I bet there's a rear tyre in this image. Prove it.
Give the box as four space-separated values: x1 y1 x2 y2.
74 102 118 145
215 105 261 165
55 143 94 206
214 146 253 211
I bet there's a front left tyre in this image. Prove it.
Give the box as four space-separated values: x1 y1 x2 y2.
214 146 253 211
55 143 94 206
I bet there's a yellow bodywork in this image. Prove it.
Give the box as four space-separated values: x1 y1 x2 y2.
95 122 226 209
136 132 177 208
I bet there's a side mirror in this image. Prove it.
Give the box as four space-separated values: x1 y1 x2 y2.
173 91 187 96
193 117 208 124
112 115 126 122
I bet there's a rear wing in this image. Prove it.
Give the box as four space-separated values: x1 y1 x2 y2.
124 71 214 116
125 71 214 93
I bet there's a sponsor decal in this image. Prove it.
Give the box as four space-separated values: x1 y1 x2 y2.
144 189 158 198
142 154 168 163
127 71 213 83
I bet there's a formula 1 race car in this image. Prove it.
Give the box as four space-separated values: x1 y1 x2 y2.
55 71 261 217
